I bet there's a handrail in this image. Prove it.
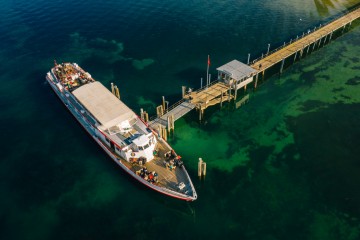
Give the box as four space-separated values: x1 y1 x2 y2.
250 4 360 65
149 80 222 122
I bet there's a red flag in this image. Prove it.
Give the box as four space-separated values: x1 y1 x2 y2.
207 55 210 66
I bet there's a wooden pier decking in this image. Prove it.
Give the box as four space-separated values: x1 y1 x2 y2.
185 81 232 110
145 5 360 133
251 5 360 75
149 100 195 129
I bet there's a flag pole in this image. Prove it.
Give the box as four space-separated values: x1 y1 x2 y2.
206 55 210 88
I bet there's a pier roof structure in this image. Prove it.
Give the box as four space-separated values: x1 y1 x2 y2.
217 60 257 81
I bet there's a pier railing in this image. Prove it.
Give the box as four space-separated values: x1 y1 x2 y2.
250 4 360 65
148 79 222 122
149 98 186 122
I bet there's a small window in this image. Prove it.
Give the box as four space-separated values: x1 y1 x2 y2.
143 144 150 149
115 147 120 152
105 138 110 143
139 146 144 150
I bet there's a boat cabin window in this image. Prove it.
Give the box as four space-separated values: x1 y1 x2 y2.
143 144 150 149
139 146 144 150
105 138 110 143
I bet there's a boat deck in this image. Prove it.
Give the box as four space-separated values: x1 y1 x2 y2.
120 140 192 193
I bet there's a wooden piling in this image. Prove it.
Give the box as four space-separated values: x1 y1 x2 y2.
306 44 311 55
313 40 317 51
158 125 162 138
220 91 223 108
299 48 304 58
323 34 328 44
140 108 144 121
318 36 323 47
234 84 237 100
167 114 175 133
280 58 285 74
162 96 166 113
254 73 259 89
182 86 186 98
156 105 164 117
228 87 231 102
144 112 149 123
162 127 167 141
294 51 298 62
198 158 203 177
202 162 207 176
111 82 115 94
115 86 120 99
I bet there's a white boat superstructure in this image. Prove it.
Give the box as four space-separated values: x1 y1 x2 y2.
46 62 197 201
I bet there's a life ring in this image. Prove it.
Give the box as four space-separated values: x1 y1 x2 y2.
131 152 135 157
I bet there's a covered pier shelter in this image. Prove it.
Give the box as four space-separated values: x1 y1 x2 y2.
217 60 257 90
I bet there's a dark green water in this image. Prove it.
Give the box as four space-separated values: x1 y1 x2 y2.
1 0 360 239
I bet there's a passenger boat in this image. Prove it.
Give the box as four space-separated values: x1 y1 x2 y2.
46 62 197 201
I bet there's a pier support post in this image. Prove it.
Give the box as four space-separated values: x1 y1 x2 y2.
234 84 237 100
318 36 323 47
323 34 328 45
140 108 144 121
247 53 250 65
156 105 164 118
167 114 175 134
158 125 162 139
162 127 167 141
313 40 317 51
162 96 166 113
220 91 223 108
111 82 115 94
144 112 149 123
198 158 203 177
294 51 298 62
254 73 259 89
306 44 311 55
201 78 203 88
202 162 207 176
228 87 231 102
280 58 285 74
182 86 186 98
299 48 304 59
115 85 120 99
329 31 333 41
198 107 203 121
262 71 265 80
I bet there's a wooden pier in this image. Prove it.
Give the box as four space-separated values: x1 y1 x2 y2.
146 5 360 135
250 5 360 86
149 100 195 129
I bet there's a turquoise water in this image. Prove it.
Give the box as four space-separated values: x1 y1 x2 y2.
1 0 360 239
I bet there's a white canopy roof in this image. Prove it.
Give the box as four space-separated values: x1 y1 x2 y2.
72 81 135 129
217 60 257 81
